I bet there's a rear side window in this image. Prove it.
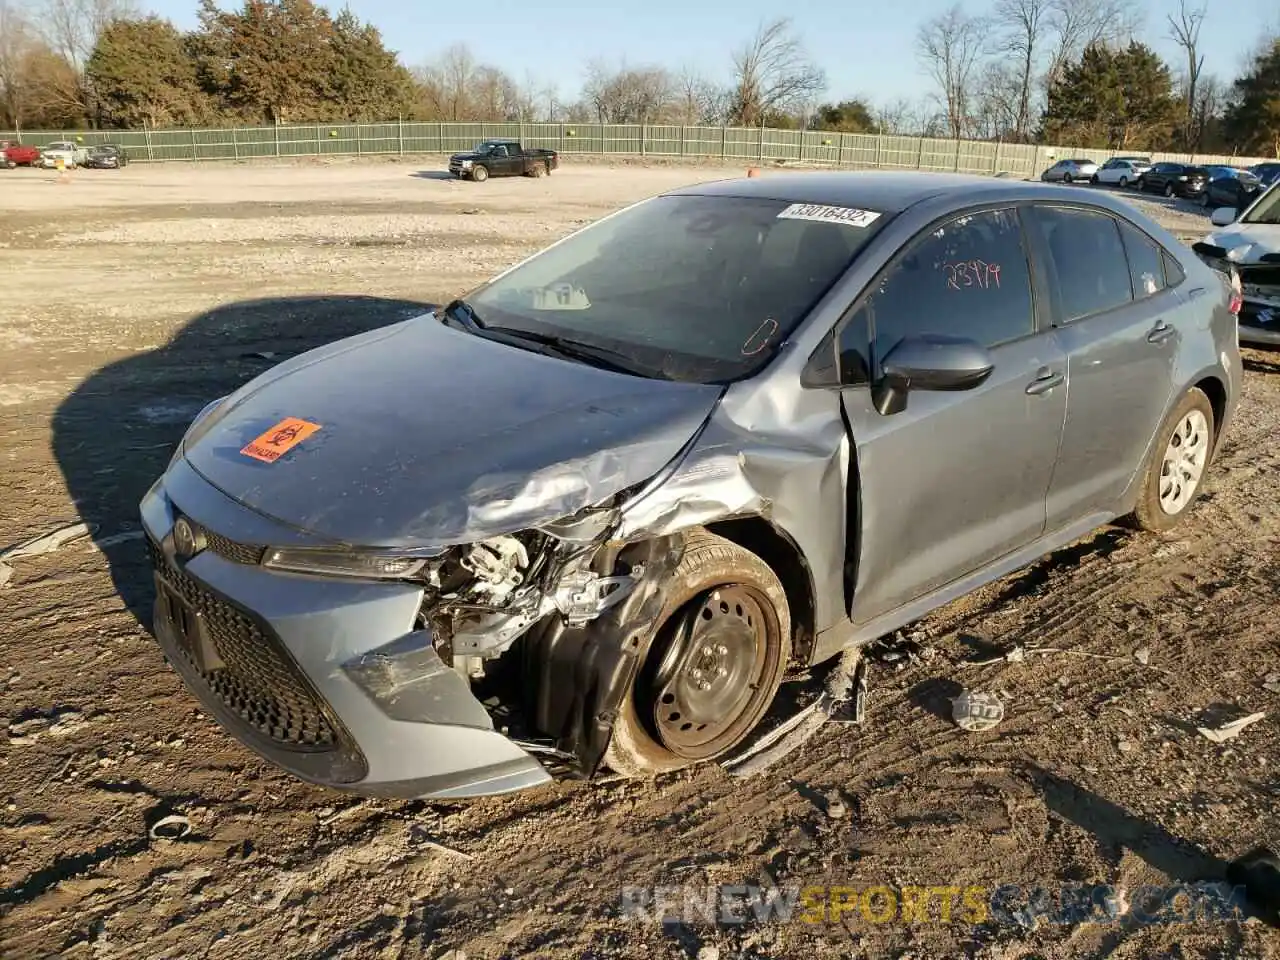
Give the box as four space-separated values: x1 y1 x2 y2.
1118 221 1166 299
862 207 1036 358
1163 252 1185 286
1028 206 1133 322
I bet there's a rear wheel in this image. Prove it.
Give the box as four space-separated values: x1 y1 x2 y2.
1119 176 1129 188
471 165 488 182
1164 182 1176 198
1131 389 1215 533
531 162 545 178
603 530 792 777
1091 174 1099 184
1063 172 1074 183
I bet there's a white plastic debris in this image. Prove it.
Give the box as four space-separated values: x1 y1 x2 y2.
1196 712 1266 744
148 814 193 842
0 522 97 587
951 691 1005 732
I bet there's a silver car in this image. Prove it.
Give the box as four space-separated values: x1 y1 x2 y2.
1041 158 1099 183
140 172 1241 799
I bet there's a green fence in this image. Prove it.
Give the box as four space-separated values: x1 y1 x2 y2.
1 121 1271 177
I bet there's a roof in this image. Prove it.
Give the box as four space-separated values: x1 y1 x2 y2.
665 170 1119 215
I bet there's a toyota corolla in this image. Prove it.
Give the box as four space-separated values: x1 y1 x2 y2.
141 172 1241 799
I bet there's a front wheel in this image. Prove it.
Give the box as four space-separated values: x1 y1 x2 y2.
1130 389 1215 533
1063 172 1073 183
1091 174 1099 184
603 530 792 777
470 165 488 182
1200 191 1211 208
4 160 14 170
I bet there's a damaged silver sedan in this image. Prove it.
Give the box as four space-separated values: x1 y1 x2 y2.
140 172 1241 798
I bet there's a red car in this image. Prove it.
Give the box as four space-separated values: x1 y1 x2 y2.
2 141 41 168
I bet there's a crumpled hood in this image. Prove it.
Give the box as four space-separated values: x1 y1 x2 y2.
182 317 722 548
1205 223 1280 263
450 152 484 162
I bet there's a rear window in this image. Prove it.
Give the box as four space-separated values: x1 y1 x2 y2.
468 194 891 383
1029 206 1133 322
1118 222 1166 299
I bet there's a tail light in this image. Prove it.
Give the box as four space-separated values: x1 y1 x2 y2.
1228 267 1243 315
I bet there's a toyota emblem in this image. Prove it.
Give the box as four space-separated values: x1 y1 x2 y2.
172 517 203 559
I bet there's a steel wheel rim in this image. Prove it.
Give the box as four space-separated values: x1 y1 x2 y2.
1158 409 1209 515
649 585 776 760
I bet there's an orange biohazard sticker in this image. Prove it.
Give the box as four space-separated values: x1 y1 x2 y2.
240 417 322 463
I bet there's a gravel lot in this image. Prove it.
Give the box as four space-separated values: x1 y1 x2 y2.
2 157 1279 960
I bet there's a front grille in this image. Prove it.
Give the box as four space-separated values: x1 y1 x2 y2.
204 528 265 565
149 540 336 750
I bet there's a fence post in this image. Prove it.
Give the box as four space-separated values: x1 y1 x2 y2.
231 126 238 161
398 116 403 156
144 124 153 162
721 126 727 160
190 127 197 162
954 138 961 172
679 125 685 157
838 133 847 167
274 123 279 158
916 137 925 169
992 139 1000 174
641 123 646 157
874 132 881 169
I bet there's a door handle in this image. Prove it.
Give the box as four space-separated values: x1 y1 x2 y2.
1147 320 1177 343
1186 286 1206 300
1025 368 1065 395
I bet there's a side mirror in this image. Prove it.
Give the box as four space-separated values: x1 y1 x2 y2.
872 334 995 416
1210 207 1237 227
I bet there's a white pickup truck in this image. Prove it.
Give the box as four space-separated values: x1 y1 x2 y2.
37 141 88 169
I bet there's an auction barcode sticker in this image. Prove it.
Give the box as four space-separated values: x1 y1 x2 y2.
777 203 882 228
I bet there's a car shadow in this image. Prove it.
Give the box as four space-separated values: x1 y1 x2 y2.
51 295 436 626
410 171 458 181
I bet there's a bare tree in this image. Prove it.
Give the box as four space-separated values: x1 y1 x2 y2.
673 65 726 125
37 0 137 72
581 60 675 123
0 0 35 130
727 18 825 127
971 61 1022 140
993 0 1048 140
916 5 990 139
1167 0 1206 148
1044 0 1137 87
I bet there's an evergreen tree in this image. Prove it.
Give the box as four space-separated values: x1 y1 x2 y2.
1039 42 1178 150
86 17 206 127
1223 38 1280 157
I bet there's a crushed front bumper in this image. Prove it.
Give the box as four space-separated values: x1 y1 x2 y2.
140 459 552 799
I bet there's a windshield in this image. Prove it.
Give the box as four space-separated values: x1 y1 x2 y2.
465 194 890 383
1242 184 1280 225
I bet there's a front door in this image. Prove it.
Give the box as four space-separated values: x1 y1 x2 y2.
839 206 1069 623
1024 205 1181 527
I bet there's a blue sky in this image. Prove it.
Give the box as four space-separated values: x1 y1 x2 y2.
145 0 1277 107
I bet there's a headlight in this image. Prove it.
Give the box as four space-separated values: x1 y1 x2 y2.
262 547 428 579
460 159 473 168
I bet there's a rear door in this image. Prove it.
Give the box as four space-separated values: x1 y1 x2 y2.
1025 205 1182 528
840 206 1069 622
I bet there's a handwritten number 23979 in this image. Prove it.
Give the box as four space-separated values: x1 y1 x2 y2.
944 260 1001 291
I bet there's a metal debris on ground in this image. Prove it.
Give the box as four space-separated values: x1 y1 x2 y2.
1196 712 1266 744
951 690 1005 732
722 646 865 778
966 644 1123 667
0 521 97 587
148 814 193 842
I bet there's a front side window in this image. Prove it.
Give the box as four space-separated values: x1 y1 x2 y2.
467 195 890 383
1028 206 1133 321
858 207 1036 362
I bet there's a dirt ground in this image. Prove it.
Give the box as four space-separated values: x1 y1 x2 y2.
2 156 1279 960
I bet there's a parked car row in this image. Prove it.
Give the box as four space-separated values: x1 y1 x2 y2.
1042 155 1278 215
1 140 130 170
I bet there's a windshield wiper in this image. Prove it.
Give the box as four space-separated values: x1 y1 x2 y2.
440 298 484 331
481 325 667 379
